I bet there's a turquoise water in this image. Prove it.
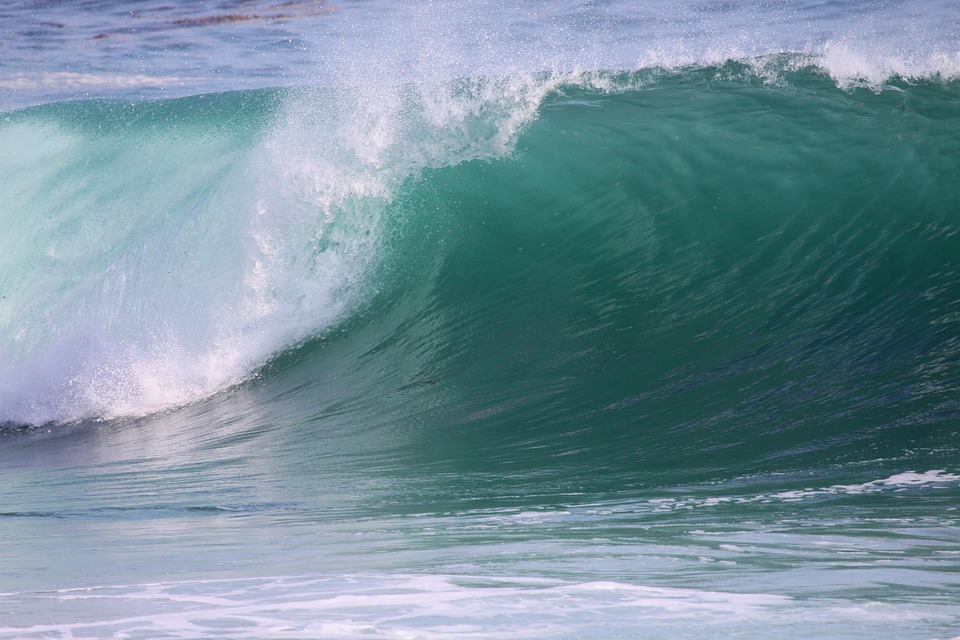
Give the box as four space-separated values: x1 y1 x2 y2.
2 2 960 638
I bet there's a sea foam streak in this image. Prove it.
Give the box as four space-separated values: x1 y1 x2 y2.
3 572 958 639
0 573 870 640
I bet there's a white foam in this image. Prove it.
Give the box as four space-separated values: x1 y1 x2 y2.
768 470 960 501
0 573 793 639
820 41 960 90
589 470 960 517
4 570 957 639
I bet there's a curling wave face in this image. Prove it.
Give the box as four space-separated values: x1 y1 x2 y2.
1 65 959 450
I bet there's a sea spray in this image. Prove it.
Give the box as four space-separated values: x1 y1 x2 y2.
0 70 586 424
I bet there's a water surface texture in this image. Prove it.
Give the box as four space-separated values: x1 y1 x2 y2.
2 1 960 638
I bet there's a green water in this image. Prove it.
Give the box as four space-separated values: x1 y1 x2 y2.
2 67 959 638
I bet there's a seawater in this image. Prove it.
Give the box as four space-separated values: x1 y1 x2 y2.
1 1 959 638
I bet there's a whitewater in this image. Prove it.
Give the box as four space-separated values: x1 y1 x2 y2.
2 1 960 638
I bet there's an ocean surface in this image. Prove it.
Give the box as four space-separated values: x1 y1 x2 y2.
2 1 960 638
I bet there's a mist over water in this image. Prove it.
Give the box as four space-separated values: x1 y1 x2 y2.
2 1 960 638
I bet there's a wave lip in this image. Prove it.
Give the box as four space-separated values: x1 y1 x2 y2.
819 41 960 90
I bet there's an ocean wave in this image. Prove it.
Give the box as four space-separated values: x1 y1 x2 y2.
2 67 959 436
